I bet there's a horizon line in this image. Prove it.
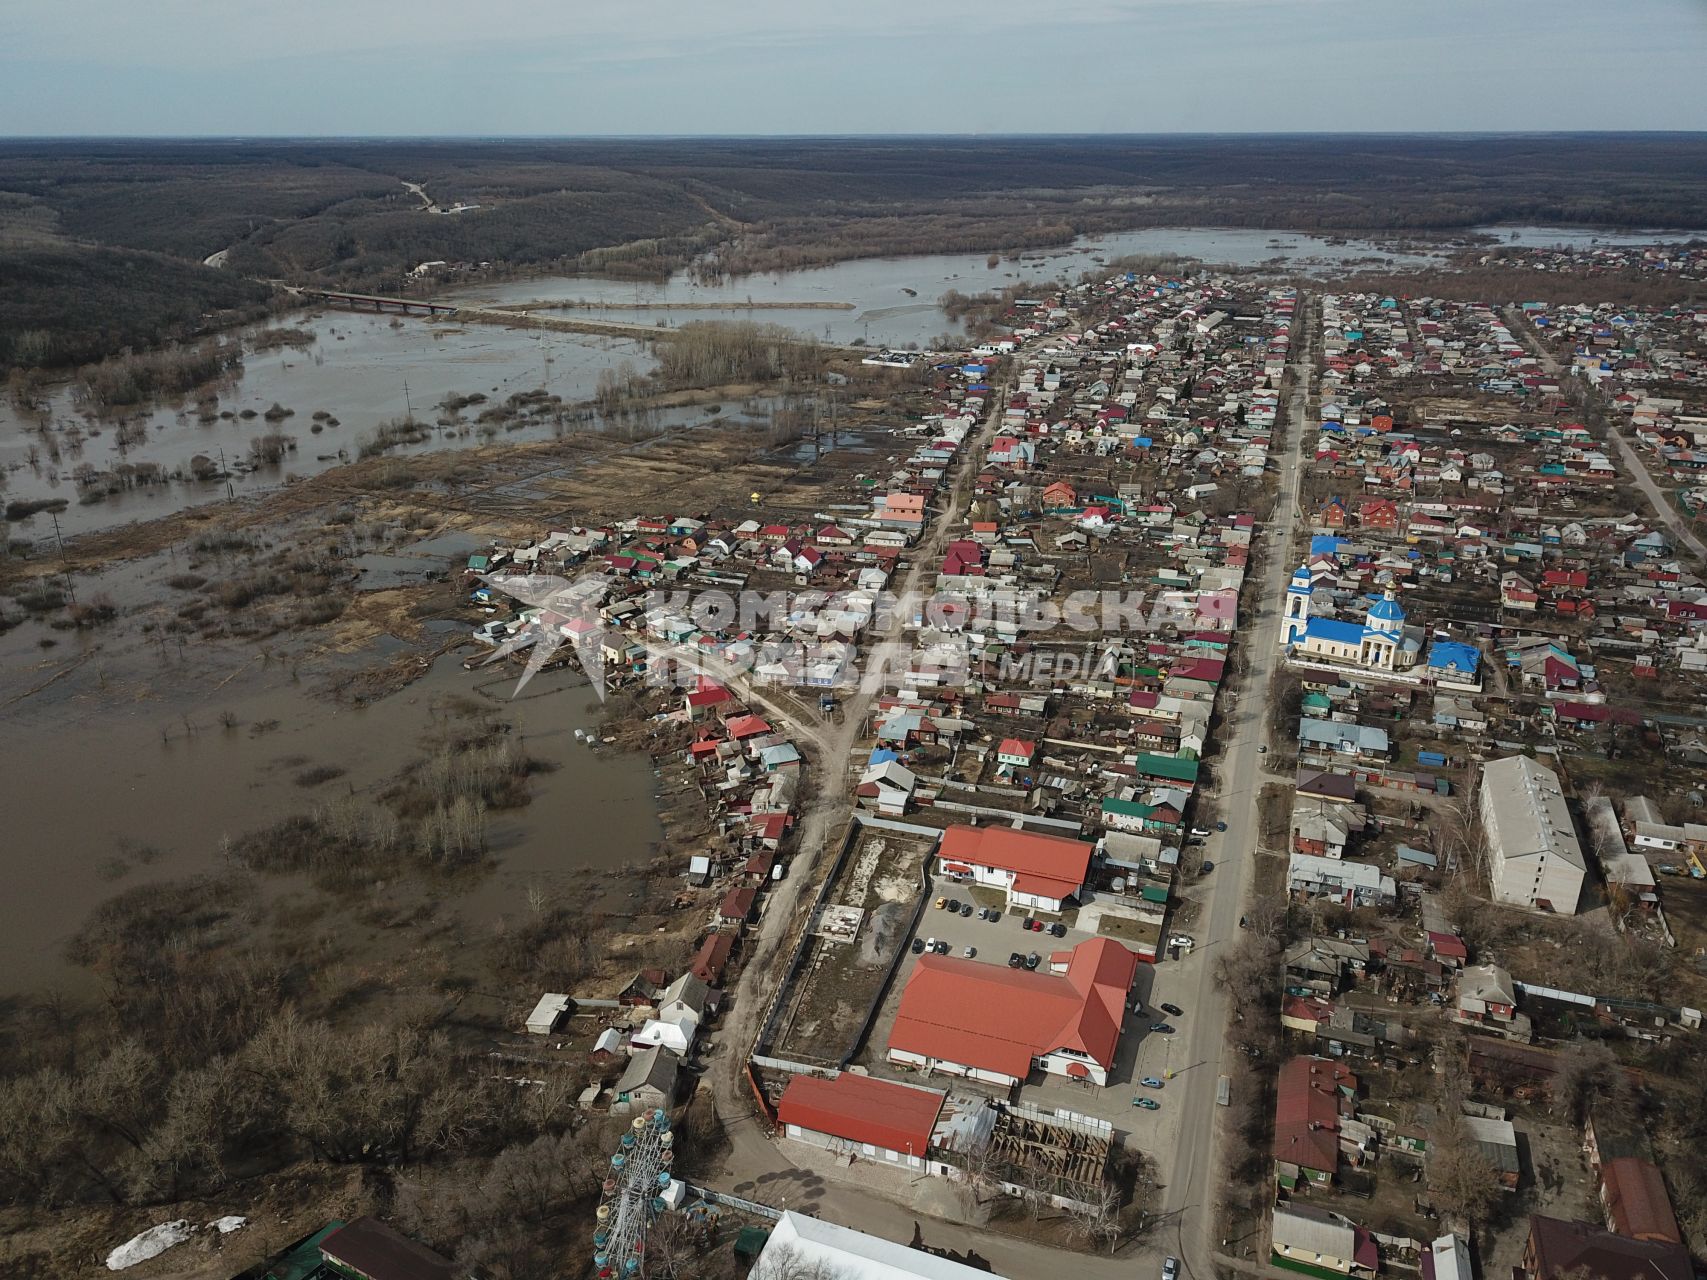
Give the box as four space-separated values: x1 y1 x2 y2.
5 129 1707 144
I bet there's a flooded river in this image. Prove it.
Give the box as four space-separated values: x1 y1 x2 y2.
0 636 662 997
0 310 656 541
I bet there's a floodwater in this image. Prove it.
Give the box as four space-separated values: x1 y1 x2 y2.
0 310 656 540
1483 224 1707 248
440 223 1707 349
0 638 662 998
438 226 1450 347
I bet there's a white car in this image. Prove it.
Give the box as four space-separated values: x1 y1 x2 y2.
1163 1258 1179 1280
1169 934 1194 949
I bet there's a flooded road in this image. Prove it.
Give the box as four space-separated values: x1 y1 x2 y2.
0 645 662 998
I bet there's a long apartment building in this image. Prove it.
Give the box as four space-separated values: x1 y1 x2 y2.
1478 756 1587 913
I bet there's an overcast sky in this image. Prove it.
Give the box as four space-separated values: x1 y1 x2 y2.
4 0 1705 136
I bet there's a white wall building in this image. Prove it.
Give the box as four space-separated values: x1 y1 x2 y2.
1478 756 1587 913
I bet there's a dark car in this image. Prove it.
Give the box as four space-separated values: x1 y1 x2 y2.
1149 1022 1174 1034
911 937 926 955
1025 952 1041 970
945 899 960 913
960 903 973 917
934 940 950 954
1048 922 1067 938
1008 952 1024 968
1160 1002 1184 1017
1216 820 1227 832
1199 860 1214 876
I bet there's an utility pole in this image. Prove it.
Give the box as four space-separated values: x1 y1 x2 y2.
50 510 76 606
403 378 414 424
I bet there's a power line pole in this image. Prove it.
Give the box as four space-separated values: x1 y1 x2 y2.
50 510 76 606
404 378 414 424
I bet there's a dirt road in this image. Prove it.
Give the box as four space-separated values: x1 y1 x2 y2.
701 370 1010 1197
1504 305 1706 562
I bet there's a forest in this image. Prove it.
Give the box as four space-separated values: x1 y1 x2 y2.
4 133 1707 370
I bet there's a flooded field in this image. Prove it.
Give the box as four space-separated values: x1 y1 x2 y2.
0 310 656 540
0 618 663 997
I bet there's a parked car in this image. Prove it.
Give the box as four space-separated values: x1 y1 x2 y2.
1048 922 1066 937
933 940 950 954
1199 860 1215 876
934 897 947 910
1168 934 1193 949
1216 820 1227 832
1160 1002 1184 1017
1163 1256 1179 1280
1139 1077 1164 1089
1189 826 1211 838
1025 952 1041 970
911 937 926 955
1149 1022 1174 1034
960 903 973 917
1008 952 1024 968
1258 744 1268 754
1239 915 1248 929
924 937 936 953
1133 1097 1160 1111
945 899 960 913
963 946 977 959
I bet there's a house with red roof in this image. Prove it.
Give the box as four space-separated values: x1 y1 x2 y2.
995 738 1037 769
935 824 1094 912
1273 1055 1357 1189
887 938 1139 1087
776 1072 945 1170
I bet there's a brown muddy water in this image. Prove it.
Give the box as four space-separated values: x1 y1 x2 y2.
0 637 663 998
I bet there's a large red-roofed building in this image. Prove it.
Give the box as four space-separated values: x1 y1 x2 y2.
886 937 1138 1087
776 1072 945 1171
936 823 1094 912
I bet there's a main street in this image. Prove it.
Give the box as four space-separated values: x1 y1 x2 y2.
699 299 1318 1280
1155 293 1315 1280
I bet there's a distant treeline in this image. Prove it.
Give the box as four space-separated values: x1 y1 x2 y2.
6 134 1707 370
0 245 275 371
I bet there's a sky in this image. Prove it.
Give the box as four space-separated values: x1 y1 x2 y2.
3 0 1706 137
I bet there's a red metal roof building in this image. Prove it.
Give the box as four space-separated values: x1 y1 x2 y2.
1523 1214 1691 1280
776 1072 945 1168
886 937 1138 1087
1600 1156 1682 1246
1273 1055 1356 1189
936 824 1094 912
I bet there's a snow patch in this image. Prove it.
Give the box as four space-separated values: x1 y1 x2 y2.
106 1220 194 1271
209 1215 247 1235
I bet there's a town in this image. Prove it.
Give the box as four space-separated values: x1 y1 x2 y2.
229 257 1707 1280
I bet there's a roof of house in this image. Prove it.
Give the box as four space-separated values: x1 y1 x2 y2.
615 1045 679 1099
756 1211 1010 1280
936 824 1094 903
319 1217 463 1280
777 1072 944 1157
1601 1157 1682 1246
1273 1055 1354 1175
888 938 1138 1079
1525 1214 1691 1280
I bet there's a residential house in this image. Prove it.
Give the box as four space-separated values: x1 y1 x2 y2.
1271 1205 1378 1279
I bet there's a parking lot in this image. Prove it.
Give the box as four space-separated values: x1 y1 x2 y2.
850 879 1223 1145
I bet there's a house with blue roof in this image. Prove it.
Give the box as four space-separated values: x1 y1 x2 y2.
1426 639 1483 692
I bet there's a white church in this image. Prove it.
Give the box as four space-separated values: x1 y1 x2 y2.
1281 565 1422 674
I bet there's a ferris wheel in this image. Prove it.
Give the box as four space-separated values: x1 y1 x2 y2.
592 1107 676 1278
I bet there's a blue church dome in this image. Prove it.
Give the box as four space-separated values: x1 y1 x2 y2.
1366 591 1404 631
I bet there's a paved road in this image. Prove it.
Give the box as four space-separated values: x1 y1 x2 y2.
1503 306 1706 562
1158 294 1315 1280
